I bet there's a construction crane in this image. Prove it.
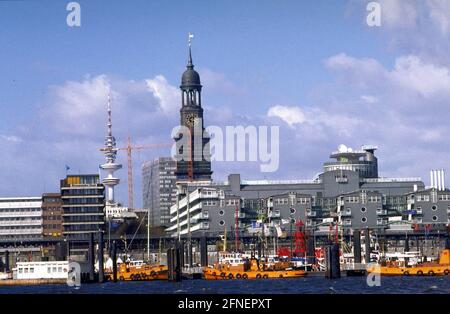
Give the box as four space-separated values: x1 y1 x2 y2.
100 136 171 209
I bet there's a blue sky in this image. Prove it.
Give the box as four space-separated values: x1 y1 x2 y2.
1 0 450 207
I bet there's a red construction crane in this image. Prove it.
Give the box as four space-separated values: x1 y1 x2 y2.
116 137 172 209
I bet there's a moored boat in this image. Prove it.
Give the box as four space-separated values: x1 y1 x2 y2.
367 248 450 276
203 252 306 280
106 262 168 281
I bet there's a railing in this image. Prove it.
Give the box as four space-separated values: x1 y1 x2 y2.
362 177 422 183
268 211 280 218
306 210 317 217
241 179 321 185
376 209 388 215
0 220 42 226
0 229 42 235
0 212 42 217
340 210 352 217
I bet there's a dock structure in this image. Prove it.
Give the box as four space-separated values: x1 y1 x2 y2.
0 279 67 286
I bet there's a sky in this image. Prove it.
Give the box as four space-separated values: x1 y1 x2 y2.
1 0 450 207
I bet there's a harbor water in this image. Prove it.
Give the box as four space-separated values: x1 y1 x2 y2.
0 277 448 294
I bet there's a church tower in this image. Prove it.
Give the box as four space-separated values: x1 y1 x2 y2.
174 35 212 182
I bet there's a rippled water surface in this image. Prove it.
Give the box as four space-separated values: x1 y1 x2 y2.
0 277 448 294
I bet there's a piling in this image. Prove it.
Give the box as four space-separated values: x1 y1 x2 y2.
364 228 371 264
98 231 104 283
353 230 362 264
55 241 67 261
324 245 332 278
88 232 95 282
167 241 182 282
5 250 9 272
306 236 315 264
167 248 173 281
257 238 262 259
325 243 341 279
331 243 341 279
175 242 182 282
112 240 117 283
179 241 185 268
200 236 207 267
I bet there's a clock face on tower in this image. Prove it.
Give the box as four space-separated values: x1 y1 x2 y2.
185 113 199 126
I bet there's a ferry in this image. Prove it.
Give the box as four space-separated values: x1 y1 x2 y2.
203 252 306 280
12 261 69 280
107 262 168 281
367 248 450 276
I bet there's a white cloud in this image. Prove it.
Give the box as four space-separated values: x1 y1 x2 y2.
378 0 419 29
391 55 450 97
360 95 378 104
0 135 22 143
326 53 450 98
427 0 450 36
146 75 179 114
266 104 361 139
267 105 306 127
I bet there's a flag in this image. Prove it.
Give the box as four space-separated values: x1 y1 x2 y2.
65 165 70 171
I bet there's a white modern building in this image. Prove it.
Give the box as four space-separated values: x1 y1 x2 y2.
0 197 43 241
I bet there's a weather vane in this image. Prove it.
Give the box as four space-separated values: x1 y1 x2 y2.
188 32 194 47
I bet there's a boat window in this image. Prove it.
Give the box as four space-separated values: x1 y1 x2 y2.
19 268 23 274
53 267 57 272
58 267 62 272
24 268 28 273
30 268 34 273
47 267 51 273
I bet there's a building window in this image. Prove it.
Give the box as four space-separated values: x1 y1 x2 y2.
219 220 225 226
290 208 296 214
431 205 437 211
361 217 367 223
432 216 438 221
361 207 367 213
219 210 224 216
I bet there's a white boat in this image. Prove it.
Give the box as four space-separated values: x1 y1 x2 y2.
13 261 69 280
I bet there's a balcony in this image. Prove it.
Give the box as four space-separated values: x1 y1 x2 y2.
0 220 42 226
201 222 210 230
306 210 317 217
199 212 209 219
0 211 42 218
376 209 388 216
238 212 246 219
340 210 352 217
377 219 387 226
343 220 352 226
268 211 281 218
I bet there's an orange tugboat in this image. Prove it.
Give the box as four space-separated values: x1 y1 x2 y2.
203 253 306 280
367 248 450 276
107 263 168 281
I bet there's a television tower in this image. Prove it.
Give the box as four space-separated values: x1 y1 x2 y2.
100 93 122 208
